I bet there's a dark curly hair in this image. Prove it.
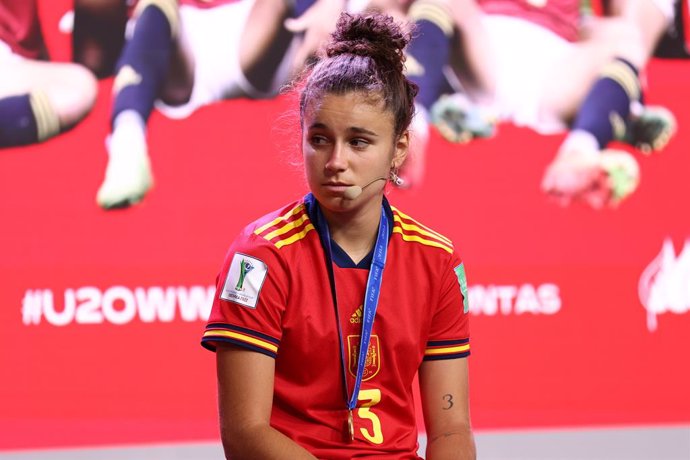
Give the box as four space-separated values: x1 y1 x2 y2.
299 12 418 139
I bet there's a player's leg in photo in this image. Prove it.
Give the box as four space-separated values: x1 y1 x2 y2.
543 2 676 208
0 58 97 148
96 0 182 209
72 0 129 79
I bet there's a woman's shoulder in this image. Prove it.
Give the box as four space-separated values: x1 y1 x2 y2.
238 196 315 251
389 204 456 258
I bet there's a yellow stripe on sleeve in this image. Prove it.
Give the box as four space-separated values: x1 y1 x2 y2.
274 224 315 249
391 207 453 245
425 343 470 356
203 330 278 354
255 204 306 235
393 215 454 248
393 227 453 254
263 213 310 241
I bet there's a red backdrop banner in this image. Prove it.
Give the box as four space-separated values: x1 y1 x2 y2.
1 0 689 451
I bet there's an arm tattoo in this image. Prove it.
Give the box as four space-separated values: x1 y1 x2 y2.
442 393 454 410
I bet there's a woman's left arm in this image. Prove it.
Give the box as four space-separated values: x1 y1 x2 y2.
419 358 476 460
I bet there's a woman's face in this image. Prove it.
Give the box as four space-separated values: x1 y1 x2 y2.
302 91 408 214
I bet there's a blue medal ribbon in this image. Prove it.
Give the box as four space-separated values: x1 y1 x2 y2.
314 199 389 434
345 208 388 410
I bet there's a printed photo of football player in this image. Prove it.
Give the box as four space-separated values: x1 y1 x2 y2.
399 0 680 209
0 0 97 148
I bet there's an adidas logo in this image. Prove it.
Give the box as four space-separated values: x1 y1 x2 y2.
350 305 363 324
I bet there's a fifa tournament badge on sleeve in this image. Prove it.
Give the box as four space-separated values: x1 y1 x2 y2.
454 263 469 313
220 253 268 309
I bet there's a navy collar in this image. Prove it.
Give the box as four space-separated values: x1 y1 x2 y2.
304 193 394 269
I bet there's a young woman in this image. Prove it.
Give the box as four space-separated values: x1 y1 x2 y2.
201 12 475 459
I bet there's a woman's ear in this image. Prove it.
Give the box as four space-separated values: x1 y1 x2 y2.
392 130 410 169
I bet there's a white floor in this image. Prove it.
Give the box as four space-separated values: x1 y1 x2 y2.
472 425 690 460
0 425 688 459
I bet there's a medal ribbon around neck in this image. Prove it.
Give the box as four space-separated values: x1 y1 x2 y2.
319 203 389 414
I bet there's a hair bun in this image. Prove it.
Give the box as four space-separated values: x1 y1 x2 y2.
327 13 410 74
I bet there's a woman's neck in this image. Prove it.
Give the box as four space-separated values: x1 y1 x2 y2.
322 198 383 265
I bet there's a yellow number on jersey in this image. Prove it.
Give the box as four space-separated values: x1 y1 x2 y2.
357 389 383 444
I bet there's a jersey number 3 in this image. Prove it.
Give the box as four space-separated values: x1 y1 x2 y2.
357 389 383 444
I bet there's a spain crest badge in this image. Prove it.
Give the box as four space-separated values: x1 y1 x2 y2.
347 335 381 381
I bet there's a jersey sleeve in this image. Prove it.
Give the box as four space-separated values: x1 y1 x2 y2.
424 250 471 361
201 231 288 359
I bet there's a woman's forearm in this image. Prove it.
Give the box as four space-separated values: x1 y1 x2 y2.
221 423 317 460
425 426 476 460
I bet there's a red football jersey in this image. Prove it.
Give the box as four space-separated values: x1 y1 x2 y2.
202 194 471 459
0 0 45 59
479 0 581 42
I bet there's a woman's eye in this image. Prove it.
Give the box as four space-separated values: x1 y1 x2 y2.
350 138 369 148
310 135 328 145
